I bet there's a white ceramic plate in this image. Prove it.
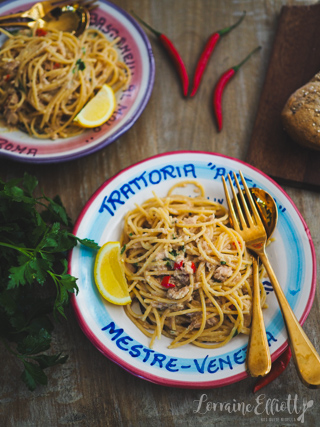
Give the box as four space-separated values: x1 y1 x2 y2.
69 152 316 388
0 0 154 163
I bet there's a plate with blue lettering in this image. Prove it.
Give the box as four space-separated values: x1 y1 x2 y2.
69 151 316 388
0 0 154 163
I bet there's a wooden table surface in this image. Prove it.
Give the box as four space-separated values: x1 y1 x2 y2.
1 1 320 426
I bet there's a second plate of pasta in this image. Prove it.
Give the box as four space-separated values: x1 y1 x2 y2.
69 151 316 388
0 0 154 163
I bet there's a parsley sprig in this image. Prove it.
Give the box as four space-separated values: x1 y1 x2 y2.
0 173 98 390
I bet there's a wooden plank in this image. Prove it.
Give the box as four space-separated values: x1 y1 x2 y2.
246 4 320 191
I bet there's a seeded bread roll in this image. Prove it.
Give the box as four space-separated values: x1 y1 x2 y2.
281 73 320 151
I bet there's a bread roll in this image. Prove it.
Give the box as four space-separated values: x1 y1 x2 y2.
281 73 320 150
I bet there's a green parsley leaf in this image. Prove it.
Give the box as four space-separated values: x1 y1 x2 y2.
21 360 48 391
76 58 86 71
22 173 38 195
169 249 178 257
17 328 51 355
76 238 100 250
0 174 98 390
31 353 68 369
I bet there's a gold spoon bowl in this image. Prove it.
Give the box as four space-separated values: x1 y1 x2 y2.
0 5 90 36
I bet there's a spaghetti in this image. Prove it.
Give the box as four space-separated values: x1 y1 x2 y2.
0 27 131 139
121 181 267 349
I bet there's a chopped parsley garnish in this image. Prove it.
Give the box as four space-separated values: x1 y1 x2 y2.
72 59 86 73
220 261 226 265
76 58 86 71
169 249 178 257
17 79 26 93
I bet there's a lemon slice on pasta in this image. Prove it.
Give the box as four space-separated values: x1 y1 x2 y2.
94 242 131 305
74 84 116 128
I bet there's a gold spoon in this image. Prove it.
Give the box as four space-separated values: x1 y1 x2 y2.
232 187 278 239
0 5 90 36
250 187 278 239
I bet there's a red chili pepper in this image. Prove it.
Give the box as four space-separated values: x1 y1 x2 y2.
161 276 175 288
174 260 196 273
253 346 292 393
36 28 47 37
213 46 261 132
53 62 60 69
174 260 184 270
4 74 10 82
132 12 189 97
232 240 242 249
190 11 246 97
190 261 196 273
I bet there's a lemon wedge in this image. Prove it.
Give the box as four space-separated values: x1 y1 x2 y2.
94 242 131 305
74 84 116 128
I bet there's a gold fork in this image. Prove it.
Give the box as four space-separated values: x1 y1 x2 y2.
222 173 271 377
0 0 98 23
0 1 74 22
223 171 320 387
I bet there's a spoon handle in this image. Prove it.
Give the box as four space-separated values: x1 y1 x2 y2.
246 256 272 377
258 250 320 388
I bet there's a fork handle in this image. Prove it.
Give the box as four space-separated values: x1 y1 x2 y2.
0 21 32 28
0 12 26 23
259 250 320 388
246 257 272 377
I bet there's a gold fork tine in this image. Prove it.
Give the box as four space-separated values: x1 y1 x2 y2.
222 176 239 231
233 172 255 228
239 170 263 226
228 173 247 230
